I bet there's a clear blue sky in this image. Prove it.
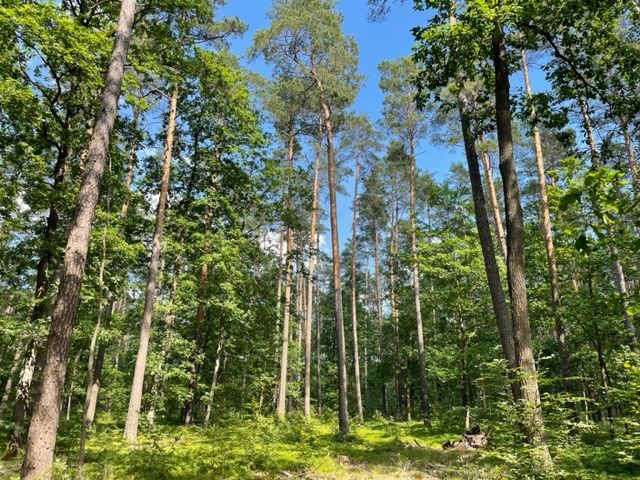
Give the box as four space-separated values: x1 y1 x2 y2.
217 0 548 251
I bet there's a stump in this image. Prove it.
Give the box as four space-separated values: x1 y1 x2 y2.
442 425 488 450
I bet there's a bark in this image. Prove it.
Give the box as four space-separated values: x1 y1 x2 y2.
13 140 71 447
580 99 639 353
123 81 179 444
20 0 136 475
12 342 36 445
389 205 402 416
521 50 570 387
409 140 430 424
478 137 507 262
373 222 387 414
322 99 349 436
492 24 549 458
276 133 296 419
147 257 181 424
455 88 519 397
0 347 23 412
78 298 113 466
64 352 81 421
203 331 225 428
315 238 322 415
304 130 321 417
621 120 638 194
350 160 364 421
183 261 208 425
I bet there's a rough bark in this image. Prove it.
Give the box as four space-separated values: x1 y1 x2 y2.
621 121 638 195
373 222 387 414
492 25 549 458
183 261 208 425
477 137 507 262
203 331 225 428
580 99 639 353
455 87 519 398
0 347 23 412
350 160 364 421
276 133 296 419
521 50 570 387
409 140 430 424
304 129 321 417
322 99 349 436
20 0 136 474
123 81 179 444
315 241 322 415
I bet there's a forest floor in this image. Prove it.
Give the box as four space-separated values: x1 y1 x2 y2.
0 415 638 479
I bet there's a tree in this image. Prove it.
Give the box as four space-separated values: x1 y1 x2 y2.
252 0 360 435
379 56 431 424
20 0 136 476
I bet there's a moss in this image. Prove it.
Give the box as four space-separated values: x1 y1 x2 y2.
1 416 637 479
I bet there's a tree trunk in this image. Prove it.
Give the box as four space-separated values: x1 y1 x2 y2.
621 120 639 195
521 50 570 388
477 136 507 262
315 242 322 415
120 106 139 219
389 203 402 417
373 222 387 414
13 141 71 447
321 99 349 436
492 24 549 459
409 140 430 425
276 133 296 418
580 99 639 353
123 81 179 444
146 256 180 424
203 331 225 428
20 0 136 474
183 261 208 425
304 130 321 417
0 347 23 412
455 88 519 398
350 160 364 421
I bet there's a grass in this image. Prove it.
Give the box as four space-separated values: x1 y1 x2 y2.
1 414 639 479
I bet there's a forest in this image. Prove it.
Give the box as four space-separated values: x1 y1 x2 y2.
0 0 639 478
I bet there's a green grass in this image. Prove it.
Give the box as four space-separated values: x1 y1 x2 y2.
1 415 639 479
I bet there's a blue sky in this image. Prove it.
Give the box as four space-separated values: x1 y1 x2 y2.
217 0 548 251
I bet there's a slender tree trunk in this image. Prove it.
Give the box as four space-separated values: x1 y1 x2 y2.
373 223 387 414
477 137 507 261
64 352 81 421
621 120 639 195
203 331 225 428
277 133 296 418
146 256 180 424
350 160 364 421
492 24 549 458
20 0 136 474
580 99 639 353
123 81 179 444
120 106 139 219
455 87 519 398
315 244 322 415
409 140 430 424
0 347 23 411
304 130 321 417
183 261 208 425
389 204 402 417
321 98 349 436
364 270 370 406
13 142 70 447
521 50 570 388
